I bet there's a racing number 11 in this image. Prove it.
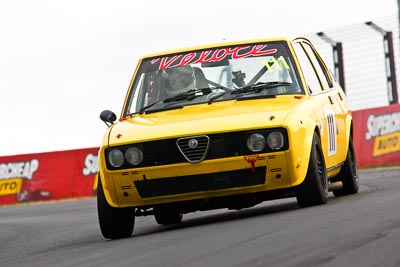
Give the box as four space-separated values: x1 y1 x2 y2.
262 56 290 72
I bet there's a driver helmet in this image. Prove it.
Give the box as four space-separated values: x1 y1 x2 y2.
163 65 195 96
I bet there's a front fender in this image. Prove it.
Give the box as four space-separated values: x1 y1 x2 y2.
284 117 318 187
98 147 120 207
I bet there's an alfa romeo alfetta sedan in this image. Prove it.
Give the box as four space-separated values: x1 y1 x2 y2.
97 37 359 239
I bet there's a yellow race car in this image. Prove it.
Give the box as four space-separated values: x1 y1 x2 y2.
97 37 359 239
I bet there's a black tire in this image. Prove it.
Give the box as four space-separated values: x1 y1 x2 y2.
154 207 183 225
97 176 135 239
332 139 359 197
296 133 328 208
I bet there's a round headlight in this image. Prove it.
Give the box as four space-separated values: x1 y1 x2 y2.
247 133 266 152
108 149 124 167
125 147 143 166
267 131 284 150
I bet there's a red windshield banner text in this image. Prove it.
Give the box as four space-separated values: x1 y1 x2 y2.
151 45 278 70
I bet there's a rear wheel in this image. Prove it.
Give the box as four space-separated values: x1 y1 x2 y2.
296 133 328 208
333 139 359 196
97 176 135 239
154 207 183 225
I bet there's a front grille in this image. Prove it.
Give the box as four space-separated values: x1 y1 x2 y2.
176 135 210 162
134 167 266 198
105 128 288 170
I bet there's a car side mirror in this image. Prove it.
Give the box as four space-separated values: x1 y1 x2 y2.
100 110 117 126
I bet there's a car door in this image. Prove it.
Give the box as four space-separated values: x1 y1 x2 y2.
292 39 347 170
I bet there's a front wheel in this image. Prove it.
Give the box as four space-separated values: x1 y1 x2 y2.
296 133 328 208
97 176 135 239
332 139 359 197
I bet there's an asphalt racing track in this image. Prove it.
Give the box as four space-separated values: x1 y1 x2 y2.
1 167 400 267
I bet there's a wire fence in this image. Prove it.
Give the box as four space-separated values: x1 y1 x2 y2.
305 14 399 111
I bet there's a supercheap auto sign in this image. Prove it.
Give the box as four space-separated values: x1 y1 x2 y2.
0 159 39 196
0 148 99 205
353 104 400 167
367 112 400 156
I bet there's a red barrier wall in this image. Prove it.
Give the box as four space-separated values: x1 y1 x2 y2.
352 104 400 167
1 105 399 206
0 148 99 205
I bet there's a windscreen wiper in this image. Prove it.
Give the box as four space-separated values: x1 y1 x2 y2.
208 81 291 103
231 81 292 95
138 87 222 114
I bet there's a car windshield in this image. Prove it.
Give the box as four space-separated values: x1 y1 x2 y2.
124 41 304 116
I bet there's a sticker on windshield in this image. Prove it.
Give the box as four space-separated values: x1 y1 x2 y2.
262 56 290 72
150 44 277 70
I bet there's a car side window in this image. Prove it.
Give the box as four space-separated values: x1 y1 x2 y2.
301 43 331 90
293 43 323 94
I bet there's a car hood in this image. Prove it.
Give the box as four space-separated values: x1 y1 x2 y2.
107 97 302 145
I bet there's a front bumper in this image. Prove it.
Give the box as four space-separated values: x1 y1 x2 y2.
100 151 295 208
